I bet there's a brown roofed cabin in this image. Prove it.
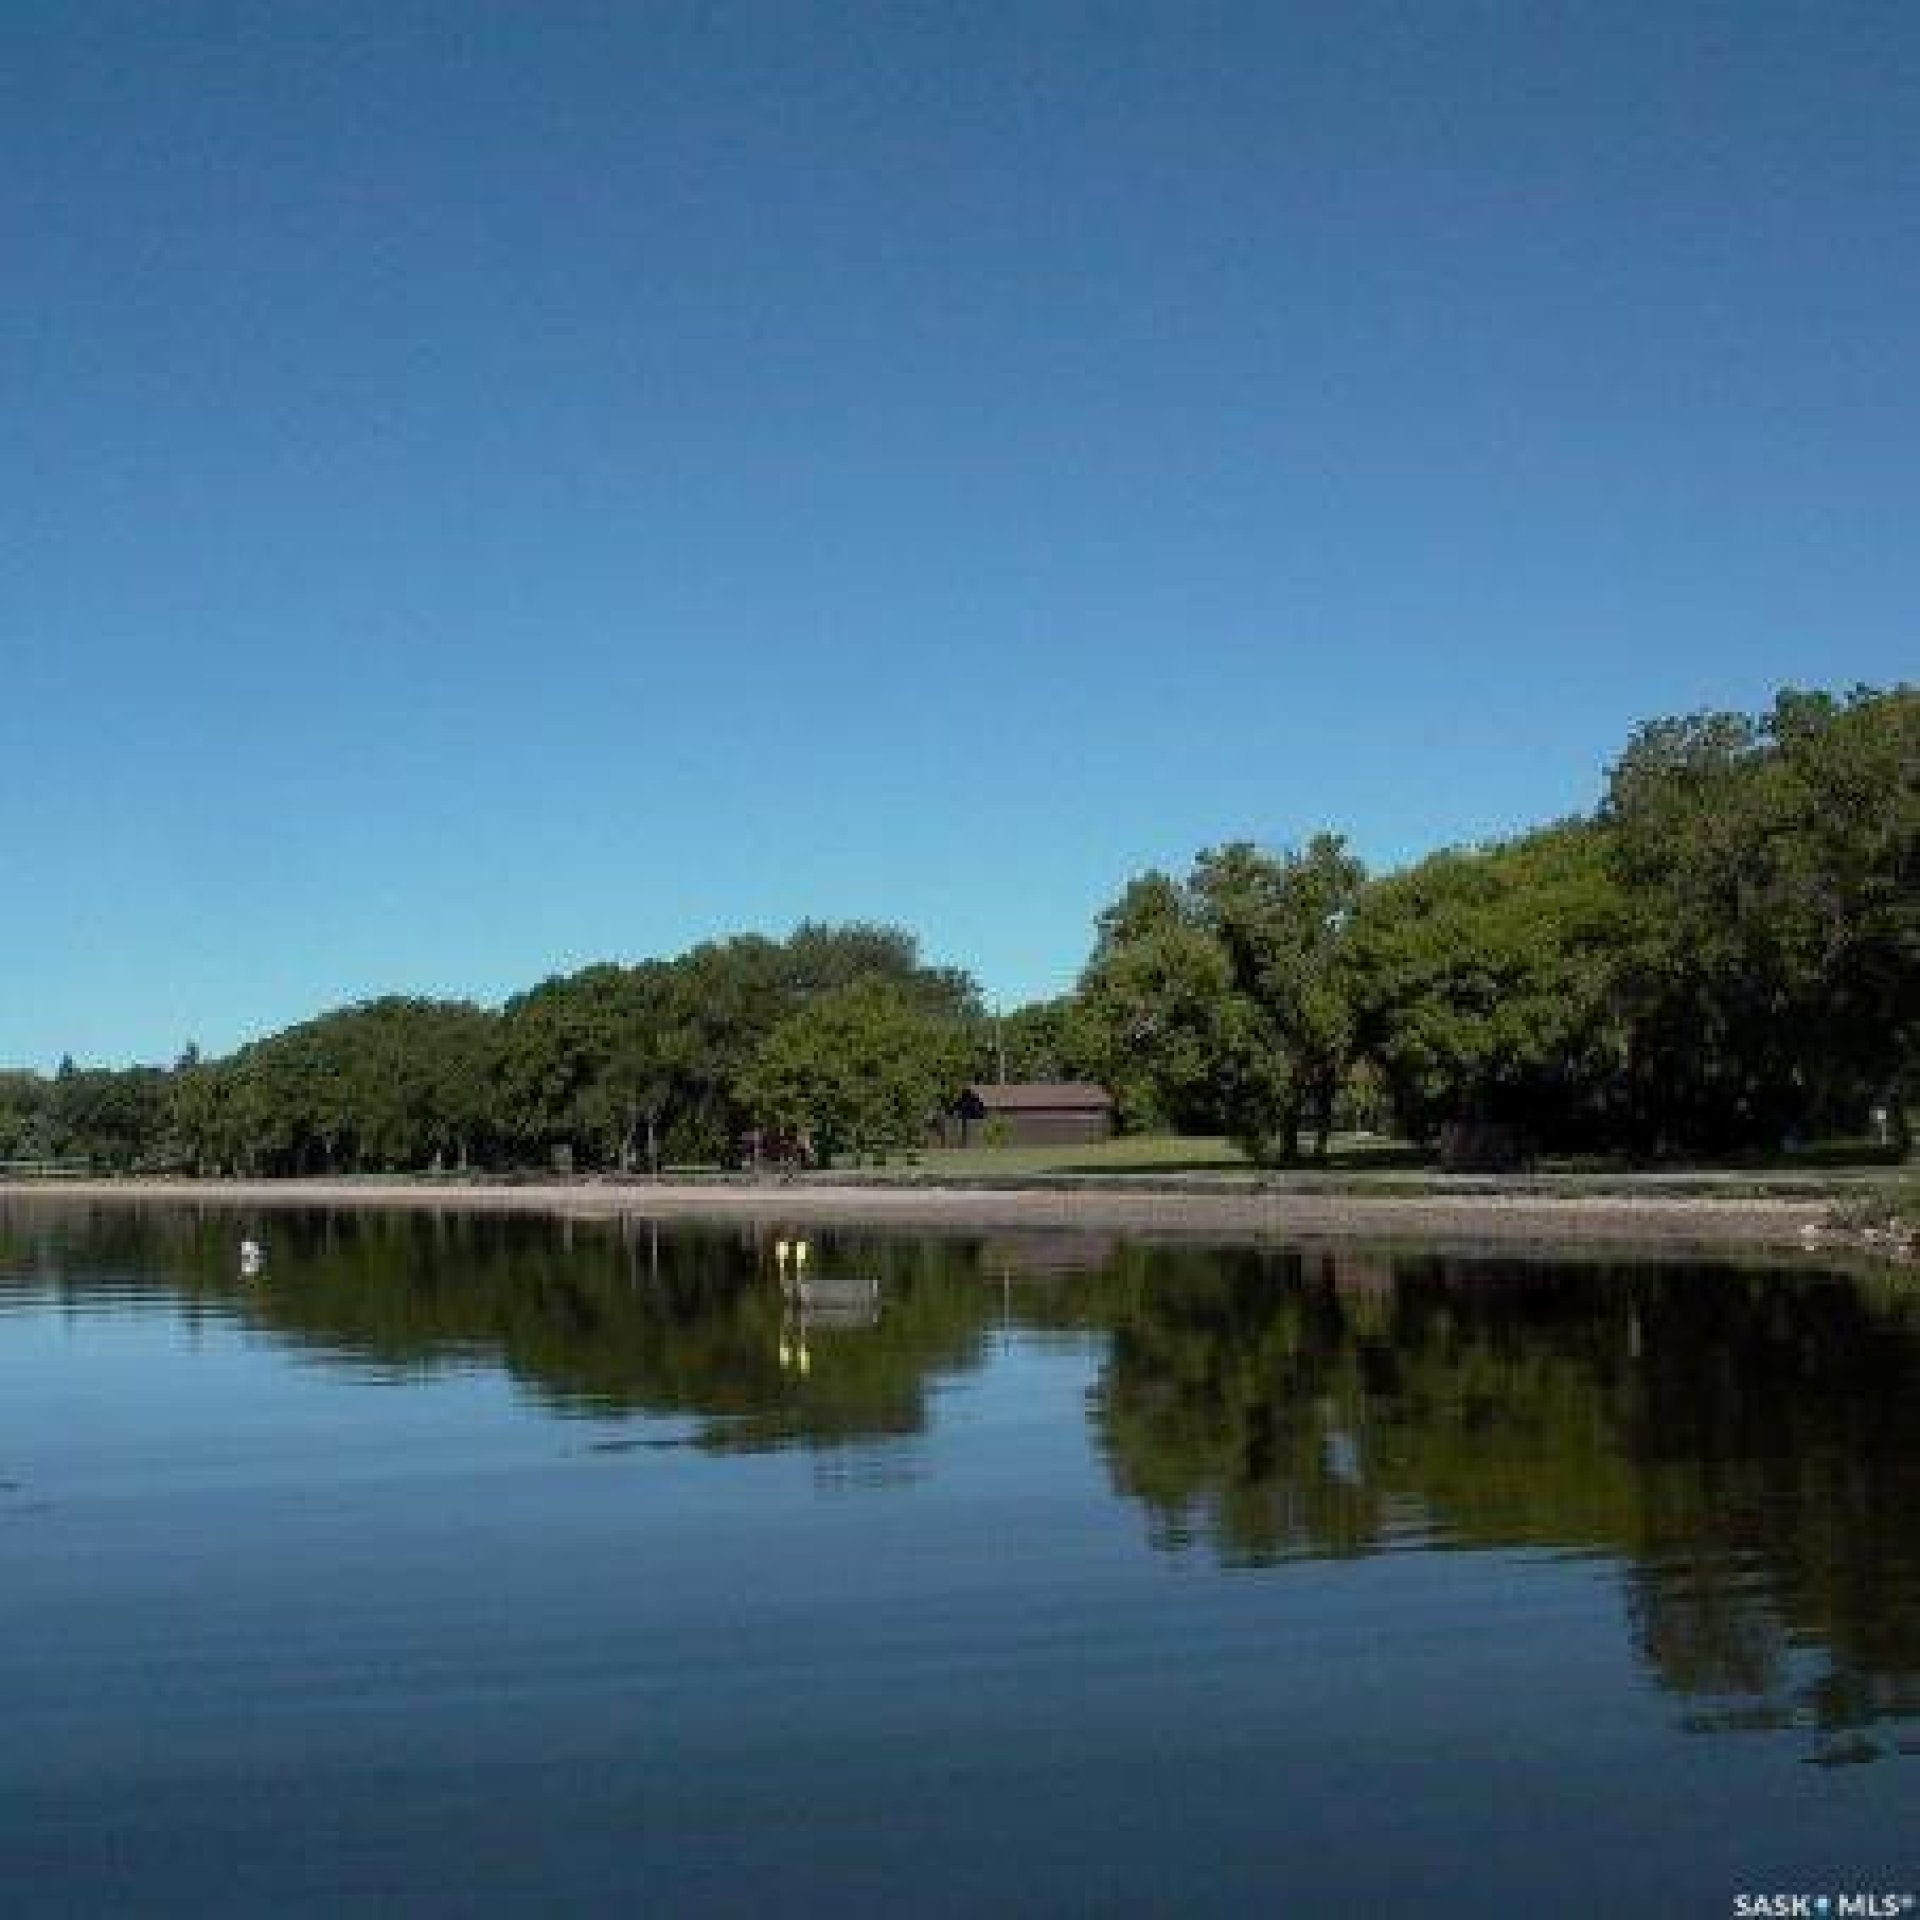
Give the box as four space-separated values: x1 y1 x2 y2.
938 1082 1115 1148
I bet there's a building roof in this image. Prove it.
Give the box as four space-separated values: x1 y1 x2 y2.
964 1081 1113 1112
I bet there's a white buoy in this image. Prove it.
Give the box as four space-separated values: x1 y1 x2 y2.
239 1238 264 1278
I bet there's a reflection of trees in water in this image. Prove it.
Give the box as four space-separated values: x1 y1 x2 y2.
5 1204 1918 1751
1619 1269 1920 1753
1073 1247 1654 1563
0 1204 994 1451
1079 1245 1920 1754
1080 1249 1388 1561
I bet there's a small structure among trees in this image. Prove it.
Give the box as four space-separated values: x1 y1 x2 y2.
938 1082 1115 1148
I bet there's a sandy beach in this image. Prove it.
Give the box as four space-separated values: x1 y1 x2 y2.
0 1175 1847 1255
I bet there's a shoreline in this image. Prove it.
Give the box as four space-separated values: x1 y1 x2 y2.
0 1174 1854 1255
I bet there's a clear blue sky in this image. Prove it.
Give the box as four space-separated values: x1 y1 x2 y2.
6 2 1915 1068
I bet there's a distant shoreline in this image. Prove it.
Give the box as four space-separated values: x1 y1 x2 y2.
0 1174 1857 1256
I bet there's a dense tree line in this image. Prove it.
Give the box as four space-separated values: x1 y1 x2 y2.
0 924 979 1174
4 685 1912 1173
1080 685 1915 1161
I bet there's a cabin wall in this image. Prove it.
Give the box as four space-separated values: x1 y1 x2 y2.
936 1108 1115 1148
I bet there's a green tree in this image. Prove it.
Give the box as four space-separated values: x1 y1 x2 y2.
1194 834 1368 1161
1078 872 1239 1133
1605 685 1918 1150
0 1070 51 1160
203 998 502 1175
742 981 971 1165
981 995 1105 1087
497 965 651 1167
1345 821 1629 1148
1081 837 1366 1161
165 1045 235 1174
47 1063 172 1170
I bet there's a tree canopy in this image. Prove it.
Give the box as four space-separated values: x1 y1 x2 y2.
7 684 1913 1172
741 980 973 1164
1344 821 1628 1149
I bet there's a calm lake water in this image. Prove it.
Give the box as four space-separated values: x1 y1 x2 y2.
2 1205 1915 1917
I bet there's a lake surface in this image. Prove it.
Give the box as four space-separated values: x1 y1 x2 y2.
2 1205 1915 1916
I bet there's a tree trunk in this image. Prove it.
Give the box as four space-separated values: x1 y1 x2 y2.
1280 1097 1303 1165
1312 1069 1337 1162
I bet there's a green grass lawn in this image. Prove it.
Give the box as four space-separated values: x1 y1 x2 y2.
837 1131 1908 1190
863 1132 1421 1178
902 1134 1248 1177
